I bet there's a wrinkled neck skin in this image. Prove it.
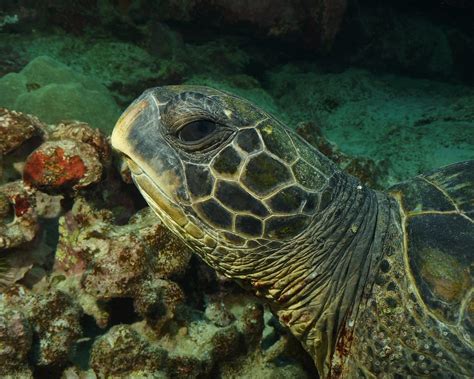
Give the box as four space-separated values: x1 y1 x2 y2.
220 172 396 378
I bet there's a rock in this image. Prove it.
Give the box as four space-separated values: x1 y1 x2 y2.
2 288 82 369
0 108 45 156
0 181 38 250
89 324 167 377
134 279 185 333
344 10 455 77
23 139 103 193
241 302 265 340
0 56 120 134
144 0 347 51
0 303 32 376
210 325 242 360
54 199 190 328
205 300 236 327
26 290 82 367
49 121 111 165
23 120 110 194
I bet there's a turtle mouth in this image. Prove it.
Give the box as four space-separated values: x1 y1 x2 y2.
124 157 188 228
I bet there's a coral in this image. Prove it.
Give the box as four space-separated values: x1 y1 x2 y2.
22 120 110 194
89 324 167 377
26 290 82 367
0 180 38 250
0 300 32 376
0 56 120 134
23 140 102 193
2 287 82 369
0 108 45 156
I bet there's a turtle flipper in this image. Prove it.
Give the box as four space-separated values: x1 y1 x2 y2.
390 160 474 220
422 160 474 219
388 160 473 375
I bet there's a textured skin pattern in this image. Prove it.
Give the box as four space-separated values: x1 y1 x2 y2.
111 86 474 378
340 163 473 378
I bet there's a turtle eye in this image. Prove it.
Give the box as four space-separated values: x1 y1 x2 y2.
178 120 217 143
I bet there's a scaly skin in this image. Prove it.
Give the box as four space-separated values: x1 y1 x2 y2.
111 86 473 378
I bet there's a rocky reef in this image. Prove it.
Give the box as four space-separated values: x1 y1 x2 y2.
0 109 316 378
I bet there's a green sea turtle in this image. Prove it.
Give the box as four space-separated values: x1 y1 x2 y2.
111 86 473 378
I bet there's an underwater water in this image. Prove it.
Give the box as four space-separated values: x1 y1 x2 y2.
0 1 473 378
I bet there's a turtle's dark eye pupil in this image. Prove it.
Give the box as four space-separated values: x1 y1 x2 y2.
178 120 217 142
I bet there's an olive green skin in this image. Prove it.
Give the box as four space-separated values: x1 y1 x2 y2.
111 86 473 378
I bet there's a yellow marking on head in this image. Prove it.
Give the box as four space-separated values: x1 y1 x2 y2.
117 100 148 134
111 99 149 151
224 109 233 118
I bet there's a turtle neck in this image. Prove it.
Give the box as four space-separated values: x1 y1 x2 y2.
234 171 396 377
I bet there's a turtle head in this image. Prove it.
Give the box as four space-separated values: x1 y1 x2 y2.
112 85 337 275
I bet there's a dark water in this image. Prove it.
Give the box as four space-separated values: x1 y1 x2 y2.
0 1 473 378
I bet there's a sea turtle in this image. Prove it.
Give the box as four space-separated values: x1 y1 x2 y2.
111 86 473 378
